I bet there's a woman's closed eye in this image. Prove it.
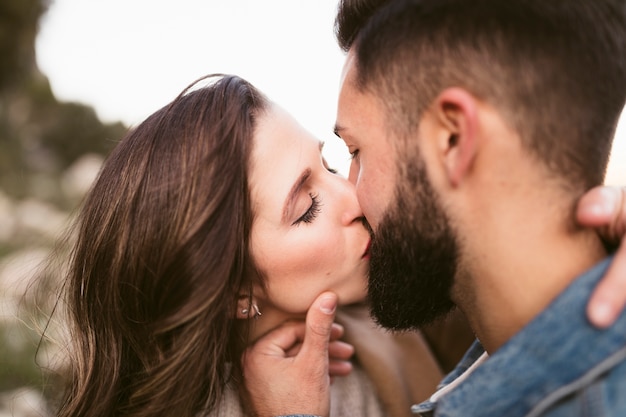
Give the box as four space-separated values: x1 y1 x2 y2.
292 193 322 226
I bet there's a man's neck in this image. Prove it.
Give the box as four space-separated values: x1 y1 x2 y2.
453 193 607 354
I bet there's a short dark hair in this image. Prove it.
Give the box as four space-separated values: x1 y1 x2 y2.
345 0 626 190
334 0 390 52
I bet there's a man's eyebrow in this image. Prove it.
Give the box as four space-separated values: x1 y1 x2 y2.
282 168 312 223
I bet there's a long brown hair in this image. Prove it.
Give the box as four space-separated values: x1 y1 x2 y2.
55 75 268 417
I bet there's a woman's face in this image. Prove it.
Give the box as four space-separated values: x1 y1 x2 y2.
248 103 370 317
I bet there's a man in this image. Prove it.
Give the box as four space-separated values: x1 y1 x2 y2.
243 0 626 416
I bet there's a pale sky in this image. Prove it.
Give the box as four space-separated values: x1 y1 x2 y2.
36 0 624 184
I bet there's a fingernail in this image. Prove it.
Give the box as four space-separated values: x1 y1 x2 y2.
587 188 619 217
320 295 337 314
590 302 616 328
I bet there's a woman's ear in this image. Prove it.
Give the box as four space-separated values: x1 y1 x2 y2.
235 296 252 319
235 294 263 320
433 87 479 187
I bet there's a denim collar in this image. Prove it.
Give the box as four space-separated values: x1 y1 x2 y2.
413 256 626 417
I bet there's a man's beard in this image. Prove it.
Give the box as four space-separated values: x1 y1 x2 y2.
367 157 459 331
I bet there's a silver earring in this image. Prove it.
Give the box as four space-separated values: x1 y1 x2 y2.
252 304 262 319
241 305 261 319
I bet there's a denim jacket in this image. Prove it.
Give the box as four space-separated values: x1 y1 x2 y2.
413 256 626 417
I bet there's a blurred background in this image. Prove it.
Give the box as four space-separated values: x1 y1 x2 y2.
1 0 624 415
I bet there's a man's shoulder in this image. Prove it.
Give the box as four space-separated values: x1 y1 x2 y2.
536 354 626 416
431 257 626 417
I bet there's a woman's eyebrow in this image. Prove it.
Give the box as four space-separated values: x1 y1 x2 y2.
282 168 312 223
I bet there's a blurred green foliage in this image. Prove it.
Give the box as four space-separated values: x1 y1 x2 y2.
0 0 127 205
0 0 128 408
0 0 45 90
0 324 46 391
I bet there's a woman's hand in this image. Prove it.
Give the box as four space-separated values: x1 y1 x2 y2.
242 292 351 417
577 186 626 327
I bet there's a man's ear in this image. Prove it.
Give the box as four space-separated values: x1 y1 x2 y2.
433 88 479 187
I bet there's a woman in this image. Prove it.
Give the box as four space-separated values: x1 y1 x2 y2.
55 74 443 417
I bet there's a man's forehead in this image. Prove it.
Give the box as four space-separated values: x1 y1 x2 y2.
339 48 358 91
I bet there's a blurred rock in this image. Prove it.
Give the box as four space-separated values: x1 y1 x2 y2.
27 173 60 204
0 248 49 320
0 388 51 417
0 191 16 242
14 199 68 243
61 153 103 201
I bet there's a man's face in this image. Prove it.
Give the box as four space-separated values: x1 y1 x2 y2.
335 51 396 229
335 50 458 330
367 154 458 330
